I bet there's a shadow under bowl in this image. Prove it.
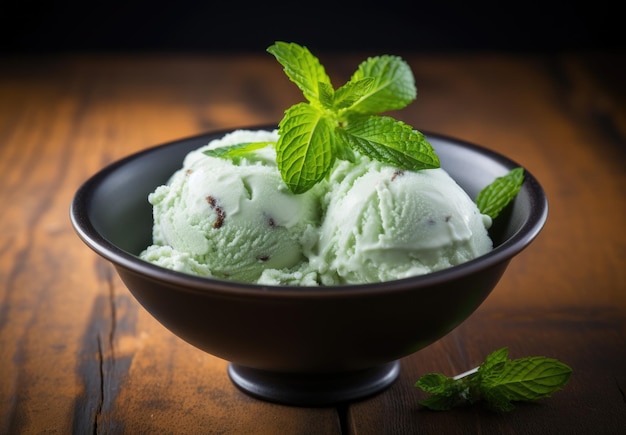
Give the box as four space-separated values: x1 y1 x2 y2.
70 126 548 406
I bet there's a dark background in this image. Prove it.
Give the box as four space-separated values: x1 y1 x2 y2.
1 1 622 55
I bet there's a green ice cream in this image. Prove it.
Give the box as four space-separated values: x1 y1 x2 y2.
140 129 493 286
140 129 323 283
308 157 493 285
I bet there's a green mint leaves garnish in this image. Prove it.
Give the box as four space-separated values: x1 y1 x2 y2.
268 41 439 194
476 167 524 219
203 141 273 159
415 347 573 412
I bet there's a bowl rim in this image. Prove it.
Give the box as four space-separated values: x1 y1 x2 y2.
70 125 548 298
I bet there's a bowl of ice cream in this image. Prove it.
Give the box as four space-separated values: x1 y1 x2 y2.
70 125 547 406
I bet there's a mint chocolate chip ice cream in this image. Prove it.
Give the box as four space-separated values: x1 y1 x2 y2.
140 129 323 283
140 129 493 285
309 158 493 285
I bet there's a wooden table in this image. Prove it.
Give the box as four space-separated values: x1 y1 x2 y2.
1 51 624 434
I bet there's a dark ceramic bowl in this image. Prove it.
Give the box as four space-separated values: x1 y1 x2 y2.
70 126 547 406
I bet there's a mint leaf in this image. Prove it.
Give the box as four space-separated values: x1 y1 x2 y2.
332 77 375 110
483 356 574 402
480 386 516 412
476 167 524 219
276 103 335 194
415 373 468 411
415 347 572 412
347 55 416 114
318 81 335 109
419 391 465 411
475 346 508 387
267 41 440 194
267 42 331 106
338 116 440 170
202 142 272 159
415 373 452 394
480 346 509 373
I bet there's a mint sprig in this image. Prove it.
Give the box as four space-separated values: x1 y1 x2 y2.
268 41 439 194
476 167 524 219
415 347 573 412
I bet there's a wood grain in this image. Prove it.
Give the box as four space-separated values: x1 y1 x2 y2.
1 52 624 434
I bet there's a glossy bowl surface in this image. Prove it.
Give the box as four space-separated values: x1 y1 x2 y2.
70 126 547 406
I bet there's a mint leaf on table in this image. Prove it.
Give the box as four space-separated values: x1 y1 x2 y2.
267 41 439 193
416 373 471 411
476 167 524 219
415 347 573 412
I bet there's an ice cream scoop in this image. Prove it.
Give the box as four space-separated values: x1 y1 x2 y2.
310 157 493 284
140 129 323 283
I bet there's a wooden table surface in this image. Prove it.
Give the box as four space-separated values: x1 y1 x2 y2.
1 50 625 434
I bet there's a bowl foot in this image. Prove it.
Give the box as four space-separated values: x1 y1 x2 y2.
227 360 400 407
